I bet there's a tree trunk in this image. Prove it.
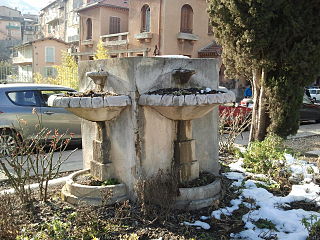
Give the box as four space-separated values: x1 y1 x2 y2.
249 68 268 142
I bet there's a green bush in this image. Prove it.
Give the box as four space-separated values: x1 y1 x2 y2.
243 134 293 179
302 215 320 240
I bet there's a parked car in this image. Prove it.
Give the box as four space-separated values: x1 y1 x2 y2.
219 104 252 127
300 94 320 123
308 88 320 102
238 94 320 123
0 84 82 155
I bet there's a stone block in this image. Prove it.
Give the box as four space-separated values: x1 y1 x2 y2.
172 95 184 106
184 94 197 105
146 94 162 106
160 95 174 106
207 94 218 104
90 161 114 181
92 97 104 108
60 97 70 107
105 96 128 106
80 97 92 108
196 95 208 105
69 97 81 108
47 95 57 107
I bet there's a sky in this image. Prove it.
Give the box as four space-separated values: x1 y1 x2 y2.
27 0 52 10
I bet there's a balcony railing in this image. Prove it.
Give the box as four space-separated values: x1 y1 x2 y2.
12 56 33 65
100 32 129 46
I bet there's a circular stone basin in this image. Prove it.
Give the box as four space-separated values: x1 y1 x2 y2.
48 94 131 122
175 179 221 210
61 169 128 206
139 89 235 120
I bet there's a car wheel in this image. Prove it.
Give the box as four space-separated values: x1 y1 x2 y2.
0 130 18 156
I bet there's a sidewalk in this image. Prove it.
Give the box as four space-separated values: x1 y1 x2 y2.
234 122 320 146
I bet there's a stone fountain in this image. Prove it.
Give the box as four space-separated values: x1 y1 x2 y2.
49 57 235 209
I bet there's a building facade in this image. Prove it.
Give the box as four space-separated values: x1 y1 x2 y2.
76 0 221 61
12 37 68 82
0 6 23 41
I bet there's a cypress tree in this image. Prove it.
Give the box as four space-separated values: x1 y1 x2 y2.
208 0 320 140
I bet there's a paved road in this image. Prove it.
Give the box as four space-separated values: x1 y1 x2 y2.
0 148 83 181
234 122 320 146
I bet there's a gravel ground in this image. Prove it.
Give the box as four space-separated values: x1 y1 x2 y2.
284 135 320 166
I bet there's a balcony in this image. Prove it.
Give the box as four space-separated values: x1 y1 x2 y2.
134 32 153 42
100 32 129 46
6 25 20 30
81 39 94 46
177 32 199 43
68 35 80 43
12 56 32 65
45 11 62 24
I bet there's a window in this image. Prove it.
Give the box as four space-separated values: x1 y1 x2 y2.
109 17 120 34
7 91 37 106
44 67 56 77
141 5 151 32
86 18 92 40
180 4 193 33
45 47 55 63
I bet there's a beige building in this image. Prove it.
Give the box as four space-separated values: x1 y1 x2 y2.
12 37 68 82
76 0 221 60
0 6 23 41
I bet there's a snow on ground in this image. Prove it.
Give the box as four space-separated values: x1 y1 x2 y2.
184 154 320 239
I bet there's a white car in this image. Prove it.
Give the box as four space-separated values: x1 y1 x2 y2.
309 88 320 102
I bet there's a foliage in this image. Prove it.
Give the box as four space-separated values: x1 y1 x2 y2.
242 134 292 180
253 218 278 231
301 215 320 240
102 178 120 186
94 40 109 60
208 0 320 139
33 51 78 90
54 51 79 90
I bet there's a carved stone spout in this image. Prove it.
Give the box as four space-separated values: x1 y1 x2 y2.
86 71 109 92
172 68 196 84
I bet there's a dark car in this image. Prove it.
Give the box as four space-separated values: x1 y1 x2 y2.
300 94 320 123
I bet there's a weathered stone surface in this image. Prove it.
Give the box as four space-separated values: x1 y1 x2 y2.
80 97 92 108
105 96 129 106
60 97 70 107
196 94 208 105
172 95 185 106
160 95 174 106
138 94 148 105
62 169 128 206
207 94 218 104
69 97 81 108
184 95 197 105
90 161 114 181
47 95 58 107
91 97 104 108
146 94 162 105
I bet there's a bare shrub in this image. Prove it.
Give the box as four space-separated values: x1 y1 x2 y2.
0 114 76 204
135 169 178 219
219 106 252 154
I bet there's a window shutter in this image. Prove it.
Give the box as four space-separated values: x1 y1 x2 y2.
109 17 120 34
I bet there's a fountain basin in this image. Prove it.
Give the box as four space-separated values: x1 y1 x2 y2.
139 91 235 120
48 95 131 122
175 179 221 210
61 169 128 206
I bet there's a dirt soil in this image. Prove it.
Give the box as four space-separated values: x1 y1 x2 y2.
284 135 320 166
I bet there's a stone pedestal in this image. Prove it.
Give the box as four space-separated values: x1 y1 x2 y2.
175 120 199 183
